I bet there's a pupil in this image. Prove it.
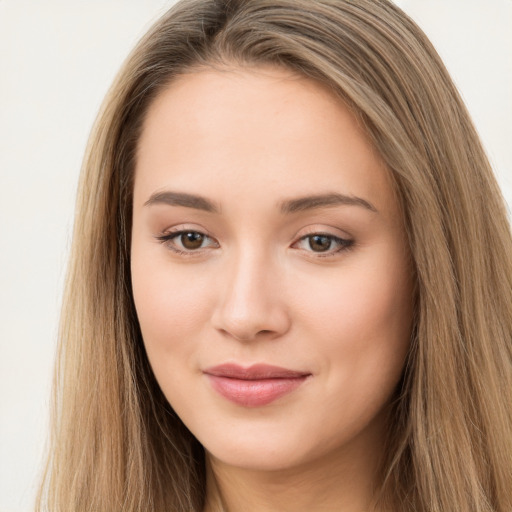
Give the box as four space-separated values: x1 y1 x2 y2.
181 232 204 250
309 235 331 252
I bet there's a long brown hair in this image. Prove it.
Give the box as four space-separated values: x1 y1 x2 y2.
38 1 512 510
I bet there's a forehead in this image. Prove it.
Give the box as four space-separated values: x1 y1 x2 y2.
134 65 397 218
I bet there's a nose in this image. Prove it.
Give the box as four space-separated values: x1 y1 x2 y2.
211 249 291 342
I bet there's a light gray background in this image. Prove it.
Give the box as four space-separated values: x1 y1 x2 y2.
1 1 511 511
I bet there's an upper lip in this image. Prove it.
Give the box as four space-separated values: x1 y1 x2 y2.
204 363 310 380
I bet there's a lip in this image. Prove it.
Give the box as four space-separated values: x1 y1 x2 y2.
203 363 311 407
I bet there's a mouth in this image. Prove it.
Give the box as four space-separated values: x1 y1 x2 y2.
203 363 311 407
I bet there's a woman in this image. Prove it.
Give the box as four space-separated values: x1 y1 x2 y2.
38 0 512 511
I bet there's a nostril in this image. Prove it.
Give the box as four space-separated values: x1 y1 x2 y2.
217 327 280 342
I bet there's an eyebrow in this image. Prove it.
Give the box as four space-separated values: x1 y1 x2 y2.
143 190 377 215
144 191 220 213
279 193 377 214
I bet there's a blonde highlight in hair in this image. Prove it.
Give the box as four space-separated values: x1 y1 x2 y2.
38 1 512 510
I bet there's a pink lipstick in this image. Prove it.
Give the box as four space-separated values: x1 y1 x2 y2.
204 363 310 407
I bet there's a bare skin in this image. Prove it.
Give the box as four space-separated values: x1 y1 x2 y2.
204 406 390 512
131 65 413 512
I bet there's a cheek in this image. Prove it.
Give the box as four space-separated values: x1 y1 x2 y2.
301 256 411 336
296 249 413 396
130 246 215 363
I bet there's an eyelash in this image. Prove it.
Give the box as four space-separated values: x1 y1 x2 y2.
293 232 354 257
155 230 219 256
155 230 354 258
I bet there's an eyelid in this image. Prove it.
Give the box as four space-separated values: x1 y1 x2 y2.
294 224 352 239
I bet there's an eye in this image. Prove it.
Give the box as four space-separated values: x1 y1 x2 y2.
156 230 219 254
293 233 353 255
177 231 208 250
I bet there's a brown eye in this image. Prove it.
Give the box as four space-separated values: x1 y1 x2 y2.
293 233 353 256
308 235 333 252
156 229 219 255
180 231 205 250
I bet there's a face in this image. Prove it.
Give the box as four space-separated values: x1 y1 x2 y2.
131 66 413 473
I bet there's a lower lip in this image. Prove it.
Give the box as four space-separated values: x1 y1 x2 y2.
206 375 308 407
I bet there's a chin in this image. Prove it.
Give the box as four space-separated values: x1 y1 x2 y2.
206 439 311 473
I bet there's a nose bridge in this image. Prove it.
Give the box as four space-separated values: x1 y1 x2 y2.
213 242 289 341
